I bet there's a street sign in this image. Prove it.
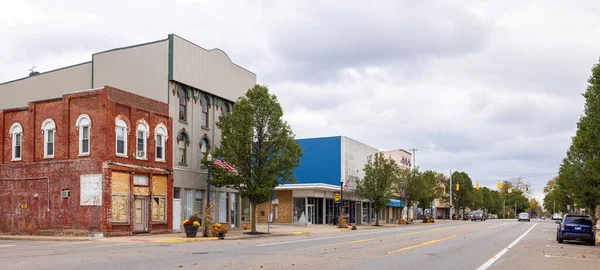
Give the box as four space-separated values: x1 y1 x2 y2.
334 193 341 202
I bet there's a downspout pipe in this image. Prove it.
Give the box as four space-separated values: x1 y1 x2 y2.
0 177 51 212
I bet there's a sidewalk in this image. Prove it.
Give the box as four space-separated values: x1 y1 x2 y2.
0 219 458 243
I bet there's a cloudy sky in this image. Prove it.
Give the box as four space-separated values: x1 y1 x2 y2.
2 0 599 205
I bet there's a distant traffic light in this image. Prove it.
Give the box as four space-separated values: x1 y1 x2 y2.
476 181 480 190
498 182 503 189
549 184 553 190
526 185 529 192
456 183 460 191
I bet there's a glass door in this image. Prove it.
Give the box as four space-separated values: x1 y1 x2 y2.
307 204 315 224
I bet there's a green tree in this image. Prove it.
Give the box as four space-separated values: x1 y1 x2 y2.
416 170 445 222
542 179 570 214
211 84 303 233
446 171 475 217
357 152 401 226
480 187 500 214
558 58 600 220
397 167 421 223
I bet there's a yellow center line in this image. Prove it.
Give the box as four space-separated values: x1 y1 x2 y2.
386 235 457 254
298 224 470 250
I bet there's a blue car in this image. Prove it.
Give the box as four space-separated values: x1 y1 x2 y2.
556 214 596 246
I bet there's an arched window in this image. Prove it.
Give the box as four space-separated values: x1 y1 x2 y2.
136 122 149 159
223 103 231 115
155 123 168 162
76 114 91 155
9 123 23 161
179 89 187 122
177 130 190 165
116 117 128 156
201 95 209 127
200 138 210 154
42 119 56 158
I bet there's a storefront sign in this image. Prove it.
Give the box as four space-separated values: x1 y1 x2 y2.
334 193 341 202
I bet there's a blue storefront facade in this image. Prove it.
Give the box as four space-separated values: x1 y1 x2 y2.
267 136 407 225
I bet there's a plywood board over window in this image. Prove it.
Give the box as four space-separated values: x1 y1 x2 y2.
152 175 167 196
111 195 128 222
133 187 150 196
111 172 130 194
152 197 166 222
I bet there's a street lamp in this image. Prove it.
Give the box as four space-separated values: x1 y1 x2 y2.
204 153 213 237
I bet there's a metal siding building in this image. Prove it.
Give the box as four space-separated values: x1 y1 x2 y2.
0 62 92 109
294 136 341 186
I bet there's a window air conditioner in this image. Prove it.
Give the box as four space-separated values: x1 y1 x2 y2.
137 151 145 157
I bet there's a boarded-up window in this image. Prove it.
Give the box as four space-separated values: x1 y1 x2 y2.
111 195 128 222
152 197 166 222
111 172 130 194
152 175 167 196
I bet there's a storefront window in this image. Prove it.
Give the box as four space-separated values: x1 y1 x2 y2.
219 192 227 223
194 190 204 215
293 197 306 223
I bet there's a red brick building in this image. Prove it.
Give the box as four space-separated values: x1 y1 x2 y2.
0 86 173 236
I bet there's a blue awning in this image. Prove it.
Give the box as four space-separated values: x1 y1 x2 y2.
386 199 405 207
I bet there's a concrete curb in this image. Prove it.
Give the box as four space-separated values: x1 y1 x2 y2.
0 235 95 242
157 237 219 243
291 232 311 235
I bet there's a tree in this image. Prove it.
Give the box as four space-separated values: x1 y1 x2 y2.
397 167 421 223
416 170 444 222
480 187 501 214
446 171 475 217
211 84 303 233
542 178 570 214
558 58 600 220
356 152 401 226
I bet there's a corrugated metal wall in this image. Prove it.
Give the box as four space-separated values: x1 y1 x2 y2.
294 137 342 185
93 40 169 103
0 63 92 109
172 35 256 102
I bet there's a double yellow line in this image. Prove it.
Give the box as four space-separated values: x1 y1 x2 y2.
386 235 456 254
300 224 469 250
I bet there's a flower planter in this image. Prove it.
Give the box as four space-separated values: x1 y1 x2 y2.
218 232 225 239
184 225 199 238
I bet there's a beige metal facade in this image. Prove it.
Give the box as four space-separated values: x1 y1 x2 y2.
93 39 169 103
0 62 92 109
172 35 256 102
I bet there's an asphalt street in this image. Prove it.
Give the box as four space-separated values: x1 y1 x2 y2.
1 219 598 270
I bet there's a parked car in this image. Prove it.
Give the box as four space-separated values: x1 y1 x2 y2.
552 213 563 220
556 214 596 246
541 216 547 220
471 210 486 221
518 212 530 222
492 214 498 219
463 212 472 220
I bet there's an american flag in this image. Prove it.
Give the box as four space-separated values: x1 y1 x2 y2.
399 188 405 198
214 156 235 172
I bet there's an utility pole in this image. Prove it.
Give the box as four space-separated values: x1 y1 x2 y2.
515 201 517 219
503 199 505 219
449 170 453 220
409 148 418 168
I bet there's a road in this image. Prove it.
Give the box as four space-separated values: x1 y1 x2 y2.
1 219 599 269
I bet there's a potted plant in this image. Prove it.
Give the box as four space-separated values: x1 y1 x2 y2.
183 214 202 238
213 223 228 239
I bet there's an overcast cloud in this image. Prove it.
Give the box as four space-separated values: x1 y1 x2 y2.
2 0 600 206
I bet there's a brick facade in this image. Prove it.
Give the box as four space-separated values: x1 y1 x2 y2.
256 190 293 224
0 86 173 236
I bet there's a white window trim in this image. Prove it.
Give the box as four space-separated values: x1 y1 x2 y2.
41 118 56 159
155 123 168 162
76 114 92 156
136 121 149 160
115 118 128 157
10 122 23 161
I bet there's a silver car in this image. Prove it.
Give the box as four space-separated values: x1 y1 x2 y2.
471 210 486 221
518 212 530 222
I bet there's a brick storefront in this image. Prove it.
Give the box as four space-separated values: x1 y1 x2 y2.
0 86 173 236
